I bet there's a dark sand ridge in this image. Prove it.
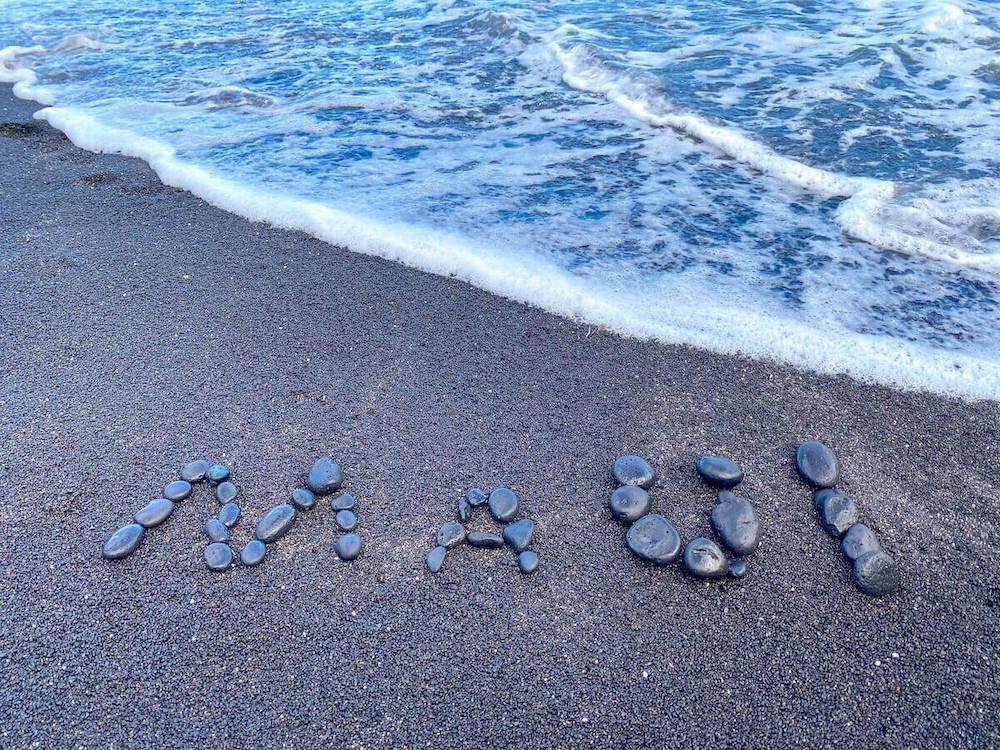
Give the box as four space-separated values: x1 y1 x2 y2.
1 87 998 747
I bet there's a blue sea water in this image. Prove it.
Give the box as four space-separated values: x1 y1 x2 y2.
2 0 1000 397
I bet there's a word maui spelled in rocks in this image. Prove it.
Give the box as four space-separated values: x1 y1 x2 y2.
611 455 656 489
696 456 744 488
134 498 173 528
626 514 681 565
795 441 839 488
683 537 727 579
307 456 343 496
608 485 650 525
102 523 145 560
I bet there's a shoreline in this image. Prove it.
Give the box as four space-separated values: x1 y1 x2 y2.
2 86 999 746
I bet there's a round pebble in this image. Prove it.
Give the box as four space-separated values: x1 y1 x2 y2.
240 539 266 567
218 502 241 528
215 481 237 505
518 550 539 574
841 523 880 563
853 550 900 596
426 545 447 573
457 499 473 523
255 503 297 543
466 488 488 507
696 455 744 487
611 455 656 489
683 537 728 579
335 533 362 561
488 487 519 523
502 518 535 553
133 498 174 528
437 522 466 549
163 480 192 502
102 523 145 560
795 441 839 488
625 514 681 565
181 459 210 483
204 518 229 543
467 531 504 549
336 509 358 532
204 542 233 572
331 492 356 511
815 489 859 538
307 456 343 495
206 464 230 485
710 494 760 556
728 558 747 578
291 488 317 510
608 485 650 524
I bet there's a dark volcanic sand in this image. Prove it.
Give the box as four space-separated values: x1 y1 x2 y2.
1 87 999 748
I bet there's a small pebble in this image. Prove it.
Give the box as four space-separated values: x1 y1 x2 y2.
466 488 488 507
335 533 362 561
502 518 535 553
307 456 343 495
331 492 356 511
181 459 210 483
204 542 233 572
488 487 519 522
696 455 744 487
204 518 229 543
133 498 174 528
426 545 447 573
102 523 145 560
218 502 241 528
437 522 466 549
853 550 900 596
795 441 839 488
336 509 358 532
215 481 237 505
163 480 192 502
608 485 650 524
683 537 728 579
518 550 539 574
841 523 880 562
240 539 266 567
611 455 656 489
206 464 230 485
457 499 473 523
727 558 747 578
291 488 317 510
467 531 504 549
255 504 297 543
815 489 859 538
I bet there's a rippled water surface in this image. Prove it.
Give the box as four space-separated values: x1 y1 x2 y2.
3 0 999 396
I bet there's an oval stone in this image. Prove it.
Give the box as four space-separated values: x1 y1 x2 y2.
625 514 681 564
815 489 859 538
795 441 839 488
426 545 447 573
163 480 192 502
307 456 343 495
331 492 355 511
696 456 744 488
841 523 880 563
181 459 210 483
218 502 241 528
467 531 504 549
240 539 266 567
457 499 473 523
437 522 466 549
133 498 174 528
466 488 488 507
336 509 358 532
683 537 728 579
728 558 748 578
612 455 656 489
255 503 297 543
518 550 539 574
215 481 238 505
102 523 145 560
502 518 535 553
204 542 233 572
205 518 229 543
853 550 899 596
291 488 317 510
608 485 650 524
488 487 519 523
335 533 362 561
206 464 230 485
710 494 760 556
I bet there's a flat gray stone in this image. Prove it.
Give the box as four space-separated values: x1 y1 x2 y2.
488 487 519 522
206 464 230 485
466 488 488 507
608 485 650 524
518 550 539 574
710 494 760 556
255 503 297 543
133 498 173 528
611 455 655 489
331 493 355 511
426 545 447 573
240 539 266 567
218 502 241 528
204 542 233 572
683 537 727 579
796 441 839 488
815 489 859 538
502 519 534 553
437 522 466 549
215 481 237 505
336 509 358 532
102 523 144 560
307 456 343 495
204 518 229 543
335 533 362 561
457 499 473 523
853 550 899 596
291 488 317 510
696 455 744 487
163 480 192 502
181 460 209 483
625 514 681 564
467 531 504 548
842 523 880 562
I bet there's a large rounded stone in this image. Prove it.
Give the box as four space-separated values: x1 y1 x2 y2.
518 550 539 574
163 480 192 502
710 494 760 556
625 514 681 564
683 537 727 579
608 485 651 524
841 523 880 563
426 546 447 573
467 531 504 549
133 498 174 528
696 456 744 488
204 542 233 572
240 539 266 567
307 456 343 495
218 502 241 528
255 504 297 543
795 441 839 488
102 523 145 560
336 509 358 532
204 518 229 543
291 488 317 511
466 488 488 507
815 489 859 538
488 488 519 522
335 533 362 561
612 455 656 489
215 481 238 505
437 522 466 549
502 519 534 553
181 459 210 483
853 550 899 596
331 493 355 511
206 464 230 485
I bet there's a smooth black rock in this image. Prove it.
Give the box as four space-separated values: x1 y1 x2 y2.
518 550 539 574
815 488 859 538
696 455 744 487
437 522 466 549
163 480 192 502
625 514 681 564
181 459 210 483
102 523 145 560
728 558 747 578
331 492 355 511
240 539 266 567
133 498 174 528
426 545 447 573
502 519 534 553
683 537 728 579
853 550 900 596
842 523 881 563
795 441 839 488
488 487 519 523
206 464 230 485
215 481 238 505
335 533 362 561
608 485 650 524
467 531 504 549
336 509 358 532
710 494 760 556
255 503 297 543
204 542 233 572
466 488 488 507
204 518 229 543
291 488 317 510
218 502 241 528
307 456 343 495
457 499 473 523
611 455 656 489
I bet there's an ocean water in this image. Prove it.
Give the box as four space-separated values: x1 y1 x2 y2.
2 0 999 398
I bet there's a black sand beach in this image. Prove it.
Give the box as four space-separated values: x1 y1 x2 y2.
2 87 999 747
